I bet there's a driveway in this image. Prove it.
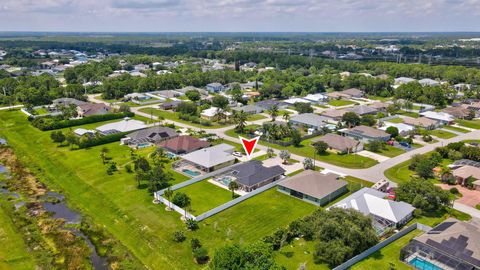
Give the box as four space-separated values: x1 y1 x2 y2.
356 150 390 162
437 184 480 207
261 156 303 175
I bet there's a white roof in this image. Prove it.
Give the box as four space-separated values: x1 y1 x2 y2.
419 78 440 86
96 118 147 133
332 187 415 223
181 143 235 168
420 111 455 122
394 77 416 84
379 122 414 134
283 97 311 104
74 128 95 136
201 107 232 117
303 93 328 102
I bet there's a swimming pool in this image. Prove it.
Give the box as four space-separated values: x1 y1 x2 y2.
137 143 151 148
182 169 200 177
217 177 233 186
409 257 444 270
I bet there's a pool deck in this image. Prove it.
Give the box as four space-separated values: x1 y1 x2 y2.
207 179 248 196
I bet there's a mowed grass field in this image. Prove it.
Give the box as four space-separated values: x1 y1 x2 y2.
138 107 233 129
0 206 36 270
0 110 316 269
174 180 233 214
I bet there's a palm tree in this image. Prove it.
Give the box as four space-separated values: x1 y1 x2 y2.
233 111 248 133
164 187 174 210
440 166 453 183
282 111 290 122
214 108 227 124
100 147 109 164
268 104 279 122
228 181 240 198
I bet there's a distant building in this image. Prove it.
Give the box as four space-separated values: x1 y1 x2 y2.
403 117 440 130
52 98 87 107
206 83 225 93
321 109 348 121
442 107 472 119
231 105 264 115
289 113 329 130
311 133 363 154
341 88 364 98
158 135 210 154
201 107 232 120
303 93 329 103
179 144 236 173
394 77 416 85
96 118 147 135
346 105 378 116
339 125 390 143
420 111 455 125
255 100 289 110
419 78 440 87
77 103 112 117
122 126 178 148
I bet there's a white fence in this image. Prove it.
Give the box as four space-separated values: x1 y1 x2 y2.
156 196 196 220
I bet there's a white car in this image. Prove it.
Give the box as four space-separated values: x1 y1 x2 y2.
232 151 243 157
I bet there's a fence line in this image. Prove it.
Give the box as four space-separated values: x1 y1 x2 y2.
333 223 427 270
156 197 196 220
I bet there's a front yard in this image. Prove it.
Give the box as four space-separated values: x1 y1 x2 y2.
457 119 480 129
328 99 357 107
430 129 457 139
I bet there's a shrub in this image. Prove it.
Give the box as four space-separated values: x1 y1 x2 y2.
77 132 128 149
450 187 459 195
186 218 199 231
125 164 132 173
314 141 328 154
193 247 209 264
31 112 134 131
173 231 186 242
191 238 202 250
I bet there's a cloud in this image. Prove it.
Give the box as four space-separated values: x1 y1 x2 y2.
112 0 181 10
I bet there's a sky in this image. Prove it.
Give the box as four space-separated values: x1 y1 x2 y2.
1 0 480 32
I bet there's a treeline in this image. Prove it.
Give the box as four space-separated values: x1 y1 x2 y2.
31 112 134 131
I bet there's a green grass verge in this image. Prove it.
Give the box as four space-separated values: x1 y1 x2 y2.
430 129 457 139
386 118 404 123
442 125 470 133
138 108 233 129
457 119 480 129
0 206 36 270
328 99 357 106
246 114 267 121
174 180 233 215
369 145 406 158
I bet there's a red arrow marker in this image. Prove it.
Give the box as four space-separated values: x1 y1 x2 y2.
239 136 260 159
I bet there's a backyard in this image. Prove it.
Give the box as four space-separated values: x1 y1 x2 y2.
328 99 357 107
138 107 233 129
0 110 315 269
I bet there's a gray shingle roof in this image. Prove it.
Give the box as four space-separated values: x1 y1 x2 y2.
228 160 285 187
290 113 329 128
278 171 347 199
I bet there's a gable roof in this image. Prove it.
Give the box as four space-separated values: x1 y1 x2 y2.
321 109 348 119
158 135 210 153
228 160 285 187
96 118 147 134
332 187 415 223
403 117 438 128
442 107 471 118
181 143 235 168
420 111 455 122
341 88 364 96
278 171 347 199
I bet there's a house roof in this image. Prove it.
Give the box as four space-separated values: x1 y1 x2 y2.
181 143 235 168
413 218 480 267
420 111 455 122
394 77 416 84
443 107 471 118
78 103 112 116
332 187 415 223
452 165 480 180
52 98 87 106
321 109 347 119
345 125 389 138
96 118 147 134
231 104 263 113
419 78 440 86
403 117 438 128
303 93 328 102
369 102 390 109
326 92 350 99
126 126 177 143
201 107 232 117
158 135 210 153
341 88 364 96
283 97 311 104
290 113 329 128
227 160 285 187
278 171 347 200
346 105 378 115
311 133 360 152
379 122 414 134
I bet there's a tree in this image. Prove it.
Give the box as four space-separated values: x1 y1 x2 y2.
282 111 290 121
228 181 240 198
50 130 66 145
172 192 191 218
173 231 186 243
176 102 198 116
164 187 174 210
185 90 201 102
360 115 376 126
119 104 131 113
65 131 79 149
100 147 109 164
232 110 248 133
314 141 329 155
193 247 209 264
186 218 199 231
191 238 202 250
303 158 314 170
386 126 399 138
134 157 150 172
268 104 279 122
212 95 229 110
146 165 172 193
367 141 384 153
293 102 313 113
279 150 291 164
211 242 281 270
396 179 450 212
341 112 360 128
267 148 275 158
290 129 302 147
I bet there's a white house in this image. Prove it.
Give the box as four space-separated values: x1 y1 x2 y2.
96 118 147 135
394 77 416 85
419 78 440 87
283 97 311 105
303 93 329 103
200 107 232 120
379 122 414 136
420 111 455 125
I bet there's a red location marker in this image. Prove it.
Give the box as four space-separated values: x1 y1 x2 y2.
239 136 260 159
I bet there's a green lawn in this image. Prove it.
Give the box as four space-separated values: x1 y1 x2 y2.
34 107 49 115
350 229 422 270
174 180 233 214
0 207 36 270
138 107 233 129
276 239 329 270
384 160 415 184
225 129 378 169
397 111 420 118
0 110 315 269
368 96 392 102
369 145 406 158
443 125 470 133
247 114 267 121
457 119 480 129
430 129 457 139
386 118 404 123
328 99 357 107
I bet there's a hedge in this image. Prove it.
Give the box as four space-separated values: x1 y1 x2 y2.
31 112 135 131
77 132 128 149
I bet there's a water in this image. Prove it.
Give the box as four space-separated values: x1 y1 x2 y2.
0 165 7 173
182 169 201 176
43 202 82 224
409 257 444 270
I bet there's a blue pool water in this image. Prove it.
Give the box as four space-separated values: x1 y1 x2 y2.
217 177 233 186
182 169 200 177
137 143 151 148
409 257 444 270
166 152 176 159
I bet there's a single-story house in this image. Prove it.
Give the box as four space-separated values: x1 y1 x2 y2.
231 104 264 115
331 187 415 234
175 86 209 96
400 218 480 270
311 133 363 154
346 105 378 116
154 90 184 99
463 102 480 116
394 77 416 85
341 88 364 98
159 100 183 111
289 113 329 130
303 93 329 103
403 117 440 130
419 78 440 87
73 128 95 137
240 81 263 90
369 102 390 112
200 107 232 120
278 171 347 206
326 91 351 100
122 126 178 147
283 97 311 105
420 111 455 125
255 100 289 110
96 118 147 135
452 165 480 187
379 122 414 136
321 109 348 121
77 103 112 117
339 125 390 143
453 83 472 91
206 83 225 93
215 160 285 192
52 98 87 107
180 144 236 173
158 135 210 154
442 106 472 119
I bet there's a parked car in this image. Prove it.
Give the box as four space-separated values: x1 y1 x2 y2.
399 141 411 148
232 151 243 157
